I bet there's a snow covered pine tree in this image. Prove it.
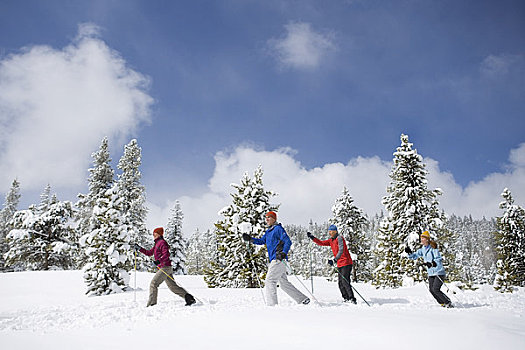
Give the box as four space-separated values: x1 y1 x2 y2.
494 188 525 292
0 179 21 271
81 185 132 295
204 166 278 288
117 139 150 271
373 134 447 288
165 200 187 275
331 186 370 282
185 228 217 275
77 137 115 268
6 185 76 271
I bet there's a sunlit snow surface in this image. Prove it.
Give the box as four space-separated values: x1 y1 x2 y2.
1 271 524 349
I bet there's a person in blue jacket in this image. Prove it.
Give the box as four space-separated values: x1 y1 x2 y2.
242 211 310 306
406 230 453 308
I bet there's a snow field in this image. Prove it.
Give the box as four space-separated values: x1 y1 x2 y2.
1 270 524 349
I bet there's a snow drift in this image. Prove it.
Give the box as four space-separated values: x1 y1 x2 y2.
0 270 524 349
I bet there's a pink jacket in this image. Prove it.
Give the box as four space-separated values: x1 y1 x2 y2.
140 237 172 268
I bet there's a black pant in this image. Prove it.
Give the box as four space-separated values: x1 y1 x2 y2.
428 275 451 305
338 265 355 301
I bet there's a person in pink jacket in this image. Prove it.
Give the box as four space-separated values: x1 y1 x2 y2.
308 225 356 304
135 227 196 307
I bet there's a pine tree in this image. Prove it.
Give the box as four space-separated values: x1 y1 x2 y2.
479 217 498 284
285 224 308 277
373 134 447 288
204 166 278 288
186 228 216 275
40 184 52 211
165 201 186 275
446 215 468 286
77 137 115 267
439 228 460 283
0 179 21 270
5 186 76 270
446 215 498 287
81 185 132 295
366 212 384 281
117 139 149 270
494 188 525 292
331 186 370 282
286 221 333 280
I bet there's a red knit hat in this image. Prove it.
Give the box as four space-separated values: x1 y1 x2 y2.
153 227 164 236
266 211 277 220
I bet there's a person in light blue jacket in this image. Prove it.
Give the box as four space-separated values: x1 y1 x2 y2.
405 231 453 308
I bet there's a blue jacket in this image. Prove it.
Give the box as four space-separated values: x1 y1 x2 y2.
408 245 446 276
251 224 291 262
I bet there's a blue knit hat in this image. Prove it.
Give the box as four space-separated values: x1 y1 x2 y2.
328 224 337 231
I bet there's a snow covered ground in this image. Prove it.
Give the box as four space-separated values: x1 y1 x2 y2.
1 270 524 350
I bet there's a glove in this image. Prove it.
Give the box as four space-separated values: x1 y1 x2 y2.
424 261 437 268
404 246 412 254
242 233 252 242
275 252 286 261
328 259 335 266
133 243 142 252
153 260 160 266
306 232 315 240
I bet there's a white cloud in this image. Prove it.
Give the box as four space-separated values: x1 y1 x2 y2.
509 143 525 168
268 22 335 70
480 54 524 78
425 143 525 219
148 144 525 237
0 23 153 192
148 146 391 235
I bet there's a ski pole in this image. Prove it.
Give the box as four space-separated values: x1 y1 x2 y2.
248 256 266 305
435 274 453 294
332 266 371 307
155 264 178 283
282 260 322 306
134 249 137 303
418 263 454 295
309 242 314 294
241 236 266 305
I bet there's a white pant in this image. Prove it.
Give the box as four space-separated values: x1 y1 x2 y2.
265 260 308 306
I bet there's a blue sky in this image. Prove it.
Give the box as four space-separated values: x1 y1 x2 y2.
1 1 524 232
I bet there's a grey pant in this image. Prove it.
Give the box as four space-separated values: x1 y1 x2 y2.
148 266 188 306
265 260 308 306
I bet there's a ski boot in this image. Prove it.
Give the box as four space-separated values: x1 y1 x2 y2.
185 293 196 306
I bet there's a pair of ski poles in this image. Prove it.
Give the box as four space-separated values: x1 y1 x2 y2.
242 233 321 306
244 241 267 305
244 240 320 306
249 255 370 307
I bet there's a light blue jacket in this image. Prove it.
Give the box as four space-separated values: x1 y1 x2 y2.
408 245 446 276
251 224 291 262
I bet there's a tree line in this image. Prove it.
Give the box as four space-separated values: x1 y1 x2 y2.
1 134 524 294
